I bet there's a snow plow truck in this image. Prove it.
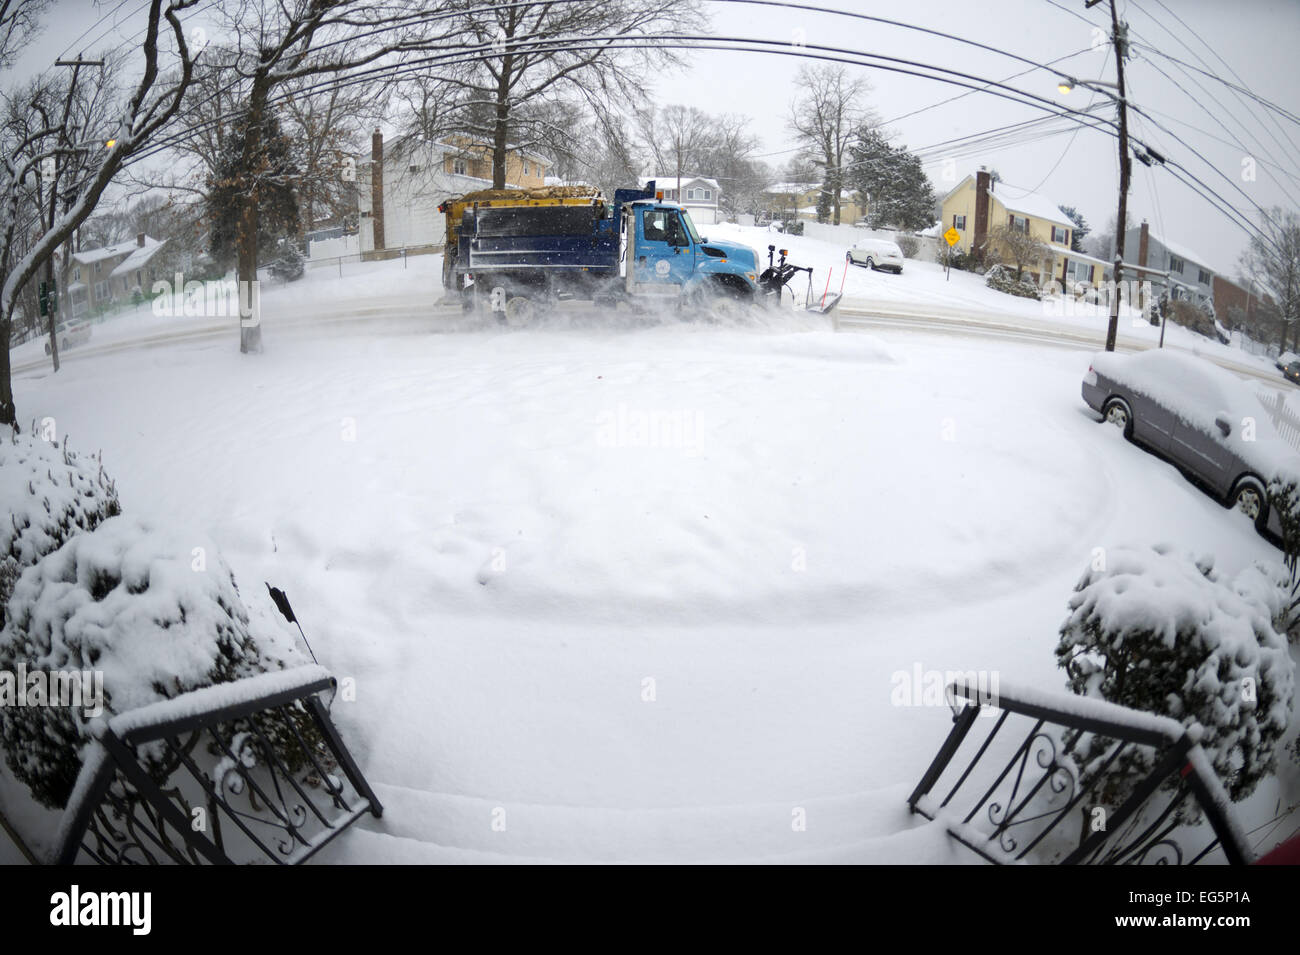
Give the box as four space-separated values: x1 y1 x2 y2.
438 182 840 323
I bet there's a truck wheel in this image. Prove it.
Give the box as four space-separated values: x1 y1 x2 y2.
504 296 535 327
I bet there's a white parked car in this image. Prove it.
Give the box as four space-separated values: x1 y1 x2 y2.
43 319 92 355
847 237 904 274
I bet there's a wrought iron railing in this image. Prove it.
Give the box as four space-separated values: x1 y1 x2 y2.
52 665 381 865
908 679 1253 865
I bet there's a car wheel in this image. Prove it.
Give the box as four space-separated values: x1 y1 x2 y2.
866 257 875 270
1102 397 1134 439
1231 481 1268 531
846 251 853 265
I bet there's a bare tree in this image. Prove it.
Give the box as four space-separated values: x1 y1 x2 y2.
788 64 874 226
987 224 1052 281
438 0 704 189
211 0 463 353
0 0 48 68
635 104 714 195
1240 207 1300 351
0 0 199 427
698 114 767 219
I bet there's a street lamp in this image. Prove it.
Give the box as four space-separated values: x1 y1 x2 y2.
1055 73 1130 352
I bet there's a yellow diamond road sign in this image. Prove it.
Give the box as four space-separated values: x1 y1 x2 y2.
944 227 961 247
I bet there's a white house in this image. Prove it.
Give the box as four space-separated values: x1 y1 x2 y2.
63 234 165 317
350 132 552 257
638 175 721 225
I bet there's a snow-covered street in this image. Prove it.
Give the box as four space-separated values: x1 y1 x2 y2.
9 256 1293 862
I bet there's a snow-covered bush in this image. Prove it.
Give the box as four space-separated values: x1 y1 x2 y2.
895 234 919 259
0 425 120 626
985 264 1042 299
1265 474 1300 640
1057 544 1294 809
0 515 310 809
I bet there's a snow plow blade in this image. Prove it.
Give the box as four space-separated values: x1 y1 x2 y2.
804 291 842 315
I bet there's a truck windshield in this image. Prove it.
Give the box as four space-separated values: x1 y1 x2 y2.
679 211 702 244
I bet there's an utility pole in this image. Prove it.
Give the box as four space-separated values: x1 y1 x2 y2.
42 57 104 372
1102 0 1130 352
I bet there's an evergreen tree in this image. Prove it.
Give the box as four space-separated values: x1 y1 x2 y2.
1058 205 1091 253
845 126 936 232
205 106 301 273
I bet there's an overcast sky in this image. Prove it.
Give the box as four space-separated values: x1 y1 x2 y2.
8 0 1299 276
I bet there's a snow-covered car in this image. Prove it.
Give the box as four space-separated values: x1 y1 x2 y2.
1285 360 1300 385
1275 350 1300 371
43 319 91 356
1082 348 1299 538
846 238 904 273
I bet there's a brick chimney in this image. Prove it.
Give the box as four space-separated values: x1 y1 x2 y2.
136 232 145 247
1137 219 1149 269
973 167 991 258
371 129 385 251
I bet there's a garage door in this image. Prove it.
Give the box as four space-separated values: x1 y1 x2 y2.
690 207 717 225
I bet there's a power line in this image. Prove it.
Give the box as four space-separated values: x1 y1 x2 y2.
73 5 1281 257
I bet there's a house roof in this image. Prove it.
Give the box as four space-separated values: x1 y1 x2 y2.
1128 228 1213 273
110 239 167 278
765 181 819 194
71 235 161 266
639 175 720 191
940 173 1074 231
990 184 1075 230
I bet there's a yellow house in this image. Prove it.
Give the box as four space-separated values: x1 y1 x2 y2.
437 134 549 188
940 168 1094 284
764 182 868 224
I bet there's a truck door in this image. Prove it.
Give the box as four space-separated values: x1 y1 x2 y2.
632 207 695 293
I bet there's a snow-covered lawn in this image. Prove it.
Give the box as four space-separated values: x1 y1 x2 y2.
8 282 1295 862
709 223 1284 379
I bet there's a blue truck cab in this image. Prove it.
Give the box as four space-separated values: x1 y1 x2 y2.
622 198 759 304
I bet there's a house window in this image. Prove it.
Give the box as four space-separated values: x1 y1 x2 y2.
94 281 108 301
1051 225 1068 244
953 214 967 230
73 267 80 282
1168 255 1184 274
408 164 420 174
703 189 712 200
1009 215 1028 233
522 162 529 176
94 262 102 274
452 158 467 175
1198 268 1210 285
686 188 696 200
136 270 142 287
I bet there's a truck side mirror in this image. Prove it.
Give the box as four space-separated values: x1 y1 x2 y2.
1215 413 1231 437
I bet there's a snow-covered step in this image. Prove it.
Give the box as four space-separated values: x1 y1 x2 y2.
319 780 971 864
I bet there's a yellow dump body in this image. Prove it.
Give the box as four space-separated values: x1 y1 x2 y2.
439 185 604 289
